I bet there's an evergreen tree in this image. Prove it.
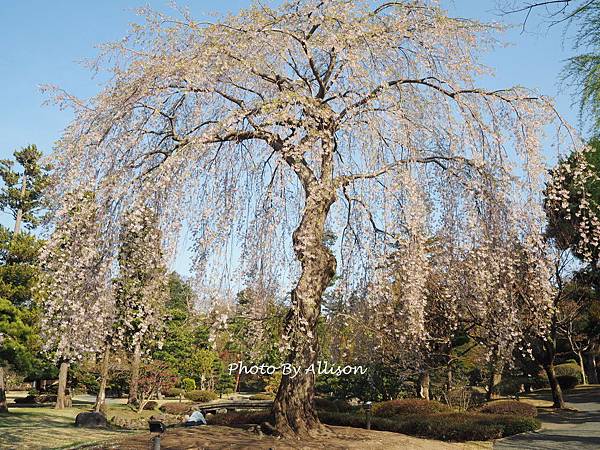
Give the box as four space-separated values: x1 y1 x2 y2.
0 147 50 413
0 226 43 308
0 298 35 413
153 273 210 377
0 145 51 234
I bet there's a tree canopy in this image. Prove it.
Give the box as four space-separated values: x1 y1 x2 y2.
47 0 585 435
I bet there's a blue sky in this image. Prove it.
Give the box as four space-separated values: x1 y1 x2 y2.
0 1 582 159
0 0 584 274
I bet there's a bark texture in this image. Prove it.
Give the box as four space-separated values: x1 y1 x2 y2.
417 370 430 400
272 186 337 436
577 351 587 385
586 352 599 384
540 316 565 408
545 363 565 408
94 347 111 412
0 367 8 413
486 355 503 401
13 172 27 235
127 341 141 406
55 361 69 409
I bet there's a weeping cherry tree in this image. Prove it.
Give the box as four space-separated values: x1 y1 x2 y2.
48 0 581 434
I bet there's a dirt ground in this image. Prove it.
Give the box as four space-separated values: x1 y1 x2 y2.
100 425 492 450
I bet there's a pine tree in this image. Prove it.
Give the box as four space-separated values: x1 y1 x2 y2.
0 147 50 413
0 145 51 234
0 298 35 413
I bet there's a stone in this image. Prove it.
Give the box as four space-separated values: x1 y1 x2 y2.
75 411 108 429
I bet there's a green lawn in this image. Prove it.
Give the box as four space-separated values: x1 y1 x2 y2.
0 407 140 450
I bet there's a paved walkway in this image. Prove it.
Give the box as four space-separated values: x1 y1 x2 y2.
495 385 600 449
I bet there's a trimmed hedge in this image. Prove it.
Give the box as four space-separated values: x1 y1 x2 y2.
557 375 579 390
315 398 354 413
163 387 184 398
496 378 525 397
184 390 218 402
319 410 540 442
159 402 197 415
554 363 583 382
478 400 537 418
143 400 158 410
249 393 275 400
13 394 57 404
319 411 368 428
182 407 540 442
372 398 451 418
206 411 270 426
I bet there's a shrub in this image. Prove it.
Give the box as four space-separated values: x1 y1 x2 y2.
163 387 184 398
444 387 480 411
249 393 275 400
500 416 542 436
393 414 504 441
557 375 579 390
159 402 196 416
372 398 451 417
318 410 540 442
530 373 550 390
110 415 149 430
495 378 524 397
478 400 537 418
182 378 196 392
207 411 270 426
143 401 158 410
319 411 369 428
184 390 218 402
554 363 583 382
315 398 354 413
14 394 57 404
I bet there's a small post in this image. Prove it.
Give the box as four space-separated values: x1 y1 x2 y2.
365 401 372 430
148 420 165 450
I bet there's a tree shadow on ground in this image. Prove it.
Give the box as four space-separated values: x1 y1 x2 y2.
526 385 600 406
537 408 600 425
497 432 600 449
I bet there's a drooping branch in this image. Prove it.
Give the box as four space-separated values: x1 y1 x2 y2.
335 155 479 187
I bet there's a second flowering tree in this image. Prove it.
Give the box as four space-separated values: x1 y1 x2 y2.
113 205 168 406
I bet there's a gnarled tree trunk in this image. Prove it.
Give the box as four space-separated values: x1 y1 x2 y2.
127 341 141 406
94 346 111 412
55 361 69 409
272 186 337 436
0 366 8 413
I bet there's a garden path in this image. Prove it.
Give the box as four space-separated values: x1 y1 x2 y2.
494 385 600 449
